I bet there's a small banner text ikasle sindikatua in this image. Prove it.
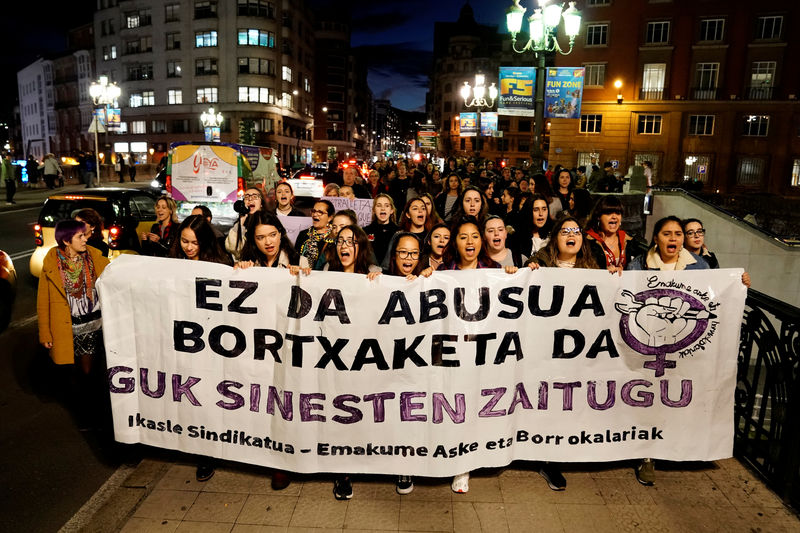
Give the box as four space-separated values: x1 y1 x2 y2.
97 256 746 476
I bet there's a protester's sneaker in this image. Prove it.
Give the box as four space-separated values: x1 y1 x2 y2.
396 475 414 495
539 464 566 491
451 472 470 493
333 476 353 500
196 464 215 482
636 459 655 486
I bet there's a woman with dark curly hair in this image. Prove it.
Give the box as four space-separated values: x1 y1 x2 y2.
169 215 231 264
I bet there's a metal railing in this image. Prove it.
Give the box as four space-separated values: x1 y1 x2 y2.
639 88 664 100
692 87 718 100
735 288 800 510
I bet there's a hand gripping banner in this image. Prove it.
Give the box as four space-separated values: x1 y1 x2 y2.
97 256 746 477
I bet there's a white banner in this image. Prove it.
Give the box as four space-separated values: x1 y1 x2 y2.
97 256 746 477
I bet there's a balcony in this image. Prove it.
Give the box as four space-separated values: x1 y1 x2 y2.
639 88 664 100
747 86 774 100
692 87 718 100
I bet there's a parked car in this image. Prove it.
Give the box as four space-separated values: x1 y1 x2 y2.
30 188 159 278
288 166 326 198
0 250 17 333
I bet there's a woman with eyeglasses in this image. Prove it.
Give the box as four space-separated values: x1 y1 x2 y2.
225 187 266 261
681 218 718 268
522 216 600 492
437 216 517 494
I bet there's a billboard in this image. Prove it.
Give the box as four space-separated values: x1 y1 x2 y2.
459 113 478 137
498 67 536 117
480 112 498 137
418 130 437 150
544 68 585 119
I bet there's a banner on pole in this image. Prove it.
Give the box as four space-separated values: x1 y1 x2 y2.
459 113 478 137
98 257 746 476
498 67 536 117
480 112 498 137
544 67 585 119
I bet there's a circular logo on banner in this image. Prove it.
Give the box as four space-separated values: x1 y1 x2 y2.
615 289 716 377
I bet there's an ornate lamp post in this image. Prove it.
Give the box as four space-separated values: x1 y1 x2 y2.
89 76 121 186
460 73 498 159
200 106 224 142
506 0 581 172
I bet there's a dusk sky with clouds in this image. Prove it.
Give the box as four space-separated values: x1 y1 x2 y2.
0 1 510 116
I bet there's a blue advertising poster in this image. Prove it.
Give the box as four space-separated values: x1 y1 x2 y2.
480 112 498 137
459 113 478 137
498 67 536 117
544 67 584 119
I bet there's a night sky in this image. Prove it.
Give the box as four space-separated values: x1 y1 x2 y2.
0 1 508 117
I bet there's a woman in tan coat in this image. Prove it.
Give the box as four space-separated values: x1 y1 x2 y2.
38 219 109 370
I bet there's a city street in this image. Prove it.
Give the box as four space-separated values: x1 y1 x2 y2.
0 188 126 532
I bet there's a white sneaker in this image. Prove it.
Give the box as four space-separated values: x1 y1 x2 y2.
451 472 470 493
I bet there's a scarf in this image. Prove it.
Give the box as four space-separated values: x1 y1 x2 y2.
586 228 628 269
56 248 101 328
300 225 334 266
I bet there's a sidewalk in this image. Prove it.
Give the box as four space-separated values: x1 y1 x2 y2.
66 455 799 532
1 174 150 213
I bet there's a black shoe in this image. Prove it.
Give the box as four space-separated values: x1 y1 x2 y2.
196 464 215 482
396 475 414 495
333 476 353 500
539 464 566 491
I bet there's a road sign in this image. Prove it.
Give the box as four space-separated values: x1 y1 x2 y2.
611 160 619 169
88 117 106 134
698 164 707 174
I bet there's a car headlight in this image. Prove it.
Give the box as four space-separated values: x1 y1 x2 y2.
150 179 160 188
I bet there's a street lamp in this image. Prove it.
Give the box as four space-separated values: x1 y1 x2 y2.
614 79 623 104
506 0 581 172
89 75 121 186
200 106 224 142
460 73 498 158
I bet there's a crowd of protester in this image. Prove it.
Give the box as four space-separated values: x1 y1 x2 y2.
36 155 751 501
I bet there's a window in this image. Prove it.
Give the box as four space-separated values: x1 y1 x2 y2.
460 138 466 150
646 21 670 44
196 87 218 103
580 114 602 133
584 64 606 87
140 91 154 106
327 91 344 103
110 45 117 59
165 3 180 22
127 64 153 81
238 29 275 47
700 18 724 42
694 63 719 99
577 152 601 168
238 86 274 104
172 119 190 133
126 9 151 29
282 66 292 82
791 159 800 187
151 120 167 133
195 31 218 47
640 63 666 100
736 157 766 186
749 61 776 100
238 57 274 75
248 118 274 132
194 1 217 19
443 101 452 113
518 120 531 132
742 115 769 136
282 40 293 56
196 58 218 75
303 76 310 92
282 92 293 109
637 114 662 134
688 115 715 135
586 23 608 46
587 0 610 5
126 37 152 55
755 15 783 40
167 60 182 78
129 93 143 107
166 32 181 50
131 120 146 134
168 89 183 104
238 0 274 17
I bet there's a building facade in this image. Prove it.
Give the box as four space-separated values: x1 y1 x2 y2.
548 0 800 195
18 59 57 160
93 0 315 167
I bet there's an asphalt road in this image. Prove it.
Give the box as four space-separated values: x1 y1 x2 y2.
0 206 122 532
